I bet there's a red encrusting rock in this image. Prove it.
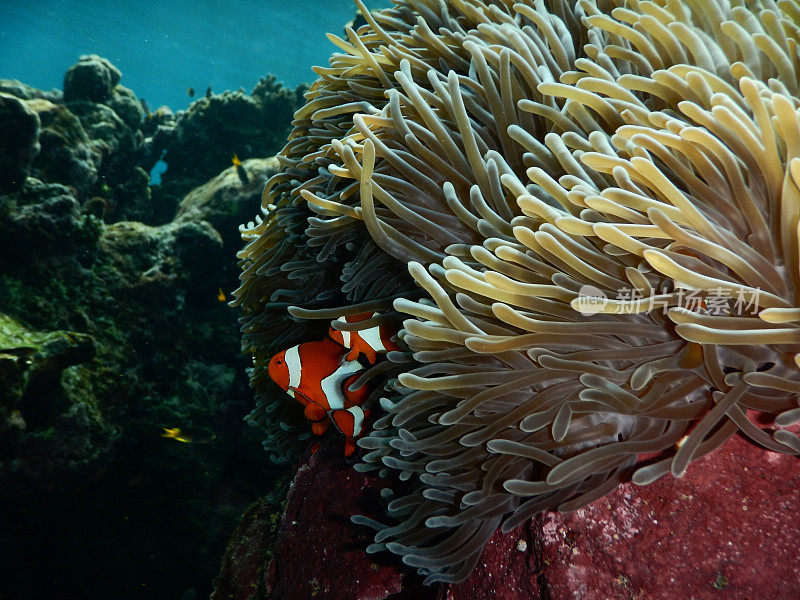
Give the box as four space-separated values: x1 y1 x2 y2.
436 522 543 600
444 432 800 599
262 443 433 600
537 433 800 600
219 433 800 600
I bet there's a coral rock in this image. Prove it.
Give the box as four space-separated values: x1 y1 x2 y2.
27 99 99 196
100 218 222 291
63 54 122 104
223 433 800 600
0 312 106 495
175 157 279 251
439 526 542 600
211 497 282 600
160 80 302 196
440 433 800 600
0 92 41 193
107 84 144 130
68 101 136 165
1 180 102 265
0 78 62 103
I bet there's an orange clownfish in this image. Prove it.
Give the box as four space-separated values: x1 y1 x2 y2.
328 312 400 365
268 337 369 455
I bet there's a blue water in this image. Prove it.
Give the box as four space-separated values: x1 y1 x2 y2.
0 0 392 111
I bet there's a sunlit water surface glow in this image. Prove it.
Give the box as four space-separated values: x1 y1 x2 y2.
0 0 392 111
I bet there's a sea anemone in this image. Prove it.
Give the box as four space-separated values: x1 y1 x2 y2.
235 0 800 584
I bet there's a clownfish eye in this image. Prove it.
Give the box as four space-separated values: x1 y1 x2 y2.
276 360 282 365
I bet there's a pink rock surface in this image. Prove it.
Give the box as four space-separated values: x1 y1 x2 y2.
437 524 543 600
539 434 800 600
220 433 800 600
263 444 431 600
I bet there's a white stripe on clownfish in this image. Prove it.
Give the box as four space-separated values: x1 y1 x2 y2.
331 405 367 437
349 405 366 436
338 328 352 348
359 325 388 352
319 358 363 410
285 345 302 395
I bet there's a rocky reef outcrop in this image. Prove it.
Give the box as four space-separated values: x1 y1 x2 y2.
0 56 303 600
158 75 302 199
0 92 40 193
0 54 305 226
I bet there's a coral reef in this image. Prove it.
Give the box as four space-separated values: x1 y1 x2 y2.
0 312 105 489
2 57 304 226
63 54 122 104
210 495 284 600
236 0 800 587
27 98 101 197
0 56 301 599
0 92 40 193
157 75 306 200
0 179 102 270
176 157 281 251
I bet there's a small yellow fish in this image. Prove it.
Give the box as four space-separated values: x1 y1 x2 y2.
161 427 216 444
232 154 249 185
217 288 226 302
162 427 193 443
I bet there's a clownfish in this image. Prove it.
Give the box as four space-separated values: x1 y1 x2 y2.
268 337 369 455
328 312 400 364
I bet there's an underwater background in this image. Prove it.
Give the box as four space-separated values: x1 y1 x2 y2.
1 0 391 112
6 1 800 599
0 2 387 599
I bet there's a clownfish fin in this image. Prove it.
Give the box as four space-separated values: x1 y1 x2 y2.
304 403 327 423
344 438 356 456
365 348 377 364
346 347 359 361
290 387 314 407
310 442 321 454
288 386 304 404
312 420 330 436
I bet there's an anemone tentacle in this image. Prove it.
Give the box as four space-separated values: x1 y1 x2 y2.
236 0 800 582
